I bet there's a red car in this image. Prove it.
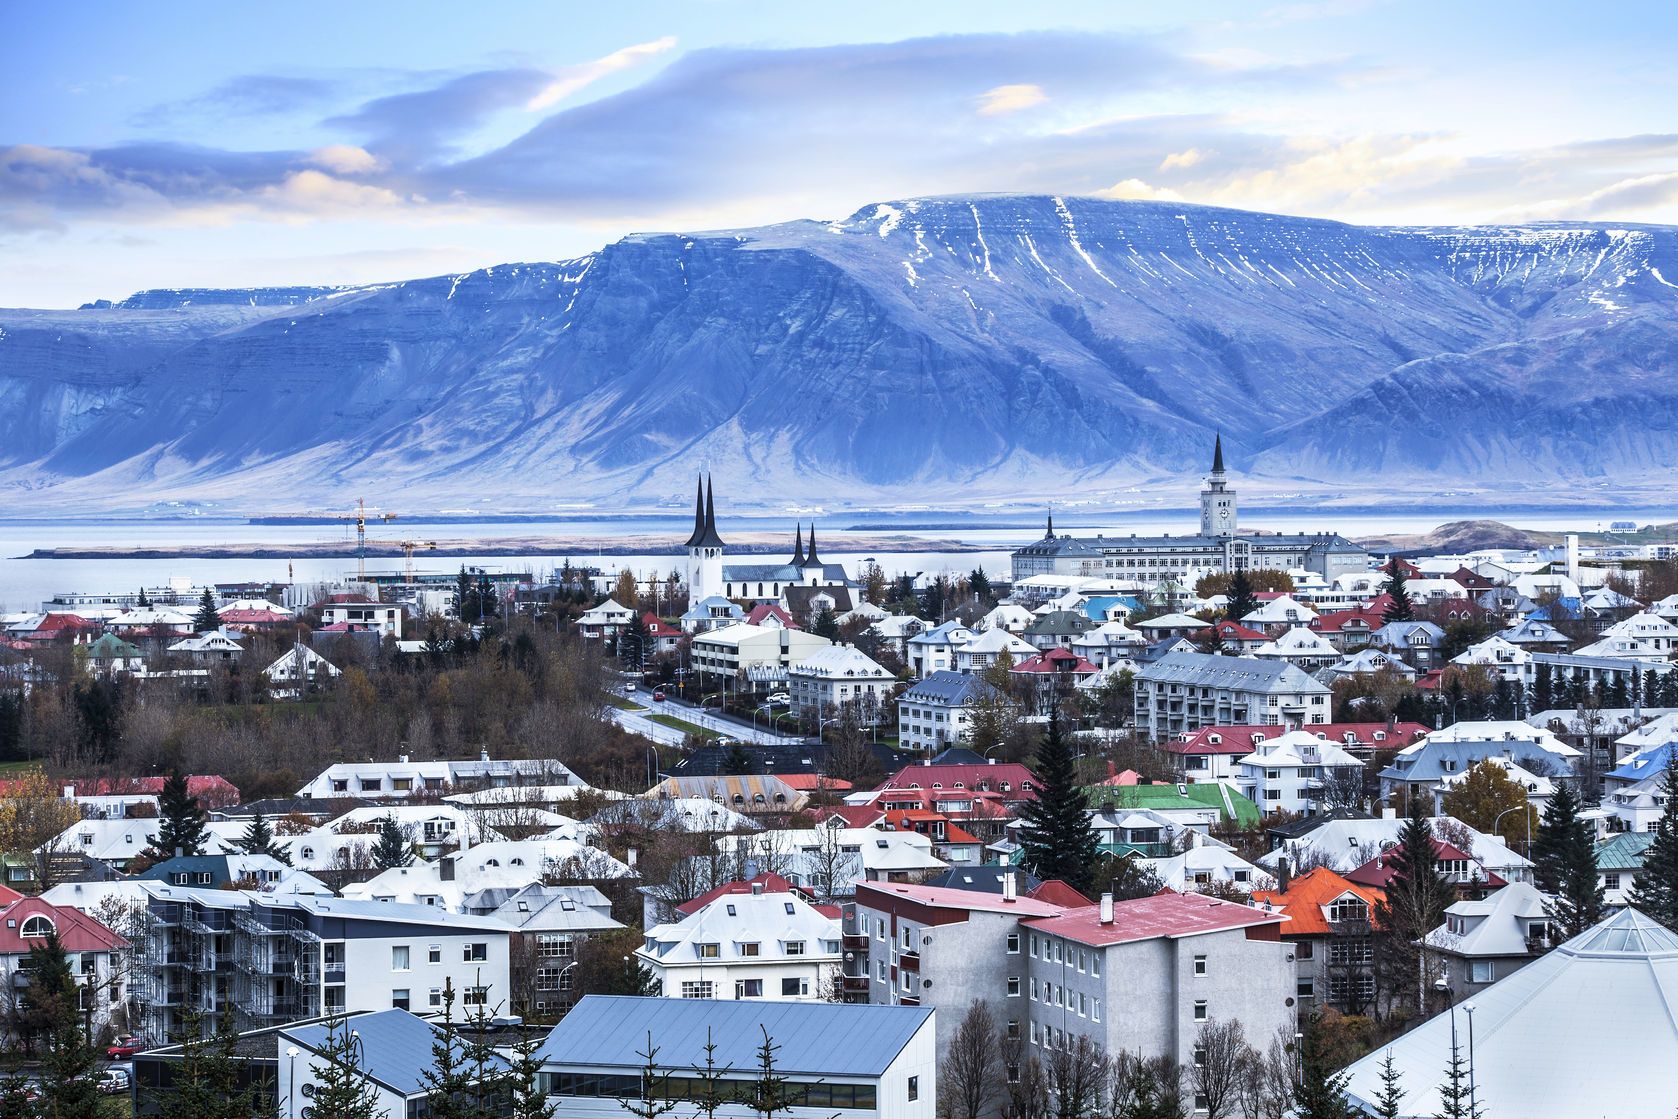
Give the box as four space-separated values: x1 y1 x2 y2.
106 1036 145 1059
651 690 666 702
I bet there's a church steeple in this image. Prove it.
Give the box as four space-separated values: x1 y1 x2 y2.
686 473 725 549
1211 433 1225 476
791 523 805 565
1047 507 1055 538
803 524 822 567
683 475 706 548
1200 436 1237 537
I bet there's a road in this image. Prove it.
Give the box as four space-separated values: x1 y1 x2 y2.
606 690 807 747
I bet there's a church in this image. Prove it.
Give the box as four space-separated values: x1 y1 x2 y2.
682 476 859 607
1010 437 1368 585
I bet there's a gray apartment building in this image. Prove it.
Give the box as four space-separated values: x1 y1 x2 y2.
1134 652 1333 740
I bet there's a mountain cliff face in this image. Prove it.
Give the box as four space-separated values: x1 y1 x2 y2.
2 195 1675 512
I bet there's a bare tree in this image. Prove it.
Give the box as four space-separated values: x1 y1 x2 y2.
1236 1029 1297 1119
1190 1020 1250 1119
999 1034 1048 1119
807 820 859 903
1046 1034 1109 1119
942 1000 1003 1119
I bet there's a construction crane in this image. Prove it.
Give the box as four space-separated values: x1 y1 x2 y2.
393 539 438 583
293 498 398 580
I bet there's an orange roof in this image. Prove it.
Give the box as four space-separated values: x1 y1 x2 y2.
1249 867 1385 936
778 774 853 792
1027 880 1095 908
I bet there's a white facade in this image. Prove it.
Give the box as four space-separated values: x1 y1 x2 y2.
320 599 404 637
1235 729 1363 815
638 888 842 1001
788 645 894 723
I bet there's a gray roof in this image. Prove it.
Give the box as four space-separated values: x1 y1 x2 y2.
723 563 803 582
1015 531 1361 556
1531 651 1676 673
535 996 932 1078
1136 652 1331 695
1024 610 1094 636
1380 739 1574 784
283 1009 508 1096
900 670 1003 707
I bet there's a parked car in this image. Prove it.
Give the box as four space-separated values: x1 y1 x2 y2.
623 681 637 693
651 690 666 702
106 1036 145 1059
96 1069 131 1096
766 692 791 705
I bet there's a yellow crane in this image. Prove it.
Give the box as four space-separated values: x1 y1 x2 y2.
393 539 438 583
295 498 398 580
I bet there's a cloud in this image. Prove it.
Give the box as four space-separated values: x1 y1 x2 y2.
975 83 1048 116
1096 177 1185 202
527 37 677 110
325 68 556 163
308 145 383 175
1160 148 1206 170
132 74 337 126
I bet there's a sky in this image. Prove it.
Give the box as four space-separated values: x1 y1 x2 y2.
3 0 1676 307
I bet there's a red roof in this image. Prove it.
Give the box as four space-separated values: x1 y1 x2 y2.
882 810 982 846
812 805 885 828
1249 867 1384 936
0 885 22 907
218 608 289 625
32 613 96 635
1210 620 1266 641
1022 891 1284 946
0 898 128 955
1344 841 1505 891
1309 608 1384 635
641 613 682 637
675 874 813 916
745 604 798 629
857 880 1065 917
1011 649 1099 674
1165 722 1429 756
882 763 1040 799
1027 880 1095 908
41 774 242 808
777 774 853 792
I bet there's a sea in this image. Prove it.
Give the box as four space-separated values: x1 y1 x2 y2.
1 504 1671 613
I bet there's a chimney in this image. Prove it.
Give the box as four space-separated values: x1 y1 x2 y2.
439 856 455 882
479 747 490 763
398 753 409 764
1277 857 1292 893
1099 892 1114 924
751 881 764 895
626 846 639 868
988 757 996 765
1002 872 1017 903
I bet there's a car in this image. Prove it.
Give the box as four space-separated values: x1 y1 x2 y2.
766 692 790 705
651 689 666 702
106 1036 145 1060
96 1069 130 1096
623 681 637 693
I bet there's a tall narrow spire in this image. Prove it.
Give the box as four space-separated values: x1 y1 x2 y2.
804 523 821 566
683 474 706 547
688 472 725 549
1047 507 1055 538
1212 433 1225 475
792 523 805 565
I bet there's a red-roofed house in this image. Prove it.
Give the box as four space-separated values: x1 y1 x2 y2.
1308 607 1385 651
44 774 242 809
776 774 853 794
16 614 99 648
318 597 403 638
1165 722 1428 782
881 809 984 866
1010 648 1099 714
1025 880 1095 908
1205 619 1268 653
1344 839 1505 899
744 604 799 630
0 897 130 1041
1250 866 1384 1013
641 614 683 654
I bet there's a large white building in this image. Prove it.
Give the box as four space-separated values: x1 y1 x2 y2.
788 645 894 724
638 885 843 1001
1235 729 1364 815
295 755 581 800
1133 652 1333 739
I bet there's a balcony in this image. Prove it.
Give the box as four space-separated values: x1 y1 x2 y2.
898 951 919 973
842 933 869 951
841 975 870 994
323 965 346 983
897 995 920 1007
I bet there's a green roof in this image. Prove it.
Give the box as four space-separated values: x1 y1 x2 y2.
1597 831 1657 870
1083 782 1261 827
85 633 141 658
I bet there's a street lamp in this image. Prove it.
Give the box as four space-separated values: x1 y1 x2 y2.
1493 803 1533 857
1464 1002 1478 1115
647 744 659 788
286 1045 299 1118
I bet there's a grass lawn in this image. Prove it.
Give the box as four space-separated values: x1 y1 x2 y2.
648 713 720 739
603 694 646 712
0 760 39 776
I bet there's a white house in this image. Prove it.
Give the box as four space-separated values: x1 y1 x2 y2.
789 645 894 724
1241 595 1320 631
1236 729 1364 814
896 671 1010 753
689 623 833 684
905 621 975 678
296 756 581 800
166 628 246 664
319 595 405 637
637 885 842 1001
1251 626 1341 670
952 627 1037 673
576 598 633 642
262 642 341 696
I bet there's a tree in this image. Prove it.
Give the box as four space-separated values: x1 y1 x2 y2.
721 740 752 776
29 929 102 1116
970 567 994 604
614 570 640 613
1531 779 1603 938
1434 1033 1479 1119
746 1028 796 1119
688 1027 735 1119
1190 1019 1249 1119
231 811 291 865
137 587 152 609
1374 797 1453 1013
372 815 414 869
620 1033 680 1119
1381 561 1416 624
942 1000 1002 1119
508 1027 557 1119
150 769 209 859
1015 716 1099 896
1046 1034 1108 1119
1628 752 1678 930
308 1014 381 1119
1223 569 1259 624
1371 1049 1406 1119
811 606 840 642
1291 1014 1354 1119
0 769 81 862
193 588 222 633
154 1007 260 1119
1439 760 1535 845
1093 853 1165 902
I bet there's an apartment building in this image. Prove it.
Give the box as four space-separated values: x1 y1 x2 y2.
134 884 512 1039
896 671 1010 753
788 645 894 724
638 885 842 1002
295 755 581 800
1133 653 1332 740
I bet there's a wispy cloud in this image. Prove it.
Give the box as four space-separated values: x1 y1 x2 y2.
975 83 1048 116
527 37 677 110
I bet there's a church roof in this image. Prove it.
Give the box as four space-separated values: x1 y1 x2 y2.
1211 433 1225 474
684 475 725 549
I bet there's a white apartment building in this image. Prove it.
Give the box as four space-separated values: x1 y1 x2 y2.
638 886 843 1001
896 671 1010 753
1134 652 1333 740
295 755 581 800
905 621 975 678
1236 729 1364 815
689 622 832 683
788 645 894 724
320 596 405 637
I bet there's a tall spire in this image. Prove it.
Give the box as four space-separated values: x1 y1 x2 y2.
1047 507 1055 538
792 523 805 565
1212 433 1225 475
804 523 822 567
688 472 725 549
683 474 706 547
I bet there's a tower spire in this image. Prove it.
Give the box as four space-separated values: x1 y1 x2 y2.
1047 506 1055 538
1212 433 1225 476
688 472 725 549
683 474 706 548
804 523 821 567
792 523 805 565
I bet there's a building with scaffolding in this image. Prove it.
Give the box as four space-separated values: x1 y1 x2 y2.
136 885 513 1038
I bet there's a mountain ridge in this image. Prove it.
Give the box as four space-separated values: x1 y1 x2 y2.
2 194 1674 513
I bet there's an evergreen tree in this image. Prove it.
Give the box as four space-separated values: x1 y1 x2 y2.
721 740 753 776
811 606 840 642
137 587 152 609
1015 716 1099 897
1371 1050 1405 1119
154 1007 259 1119
1434 1034 1479 1119
508 1027 557 1119
746 1028 796 1119
372 815 414 869
1223 568 1259 623
621 1033 680 1119
308 1015 380 1119
1531 780 1603 938
1628 752 1678 930
687 1027 736 1119
193 587 222 633
969 568 993 604
419 980 475 1119
1374 796 1453 1011
151 769 209 858
1530 662 1554 714
1381 560 1416 624
29 930 101 1116
1291 1014 1354 1119
231 811 291 866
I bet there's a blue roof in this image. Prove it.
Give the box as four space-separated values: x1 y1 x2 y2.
1608 742 1678 784
284 1009 508 1096
1080 595 1142 622
1381 739 1573 784
1528 597 1581 621
535 996 931 1078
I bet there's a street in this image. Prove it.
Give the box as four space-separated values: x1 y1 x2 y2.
606 690 807 747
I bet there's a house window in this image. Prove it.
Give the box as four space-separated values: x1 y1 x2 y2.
19 916 53 939
392 946 410 971
463 943 488 962
1470 960 1495 984
1008 977 1021 997
429 946 441 964
735 979 764 998
392 989 410 1010
785 941 805 956
681 981 714 999
536 967 562 991
429 988 444 1008
1298 979 1315 999
462 986 489 1006
781 977 808 997
1295 941 1314 960
908 1076 919 1102
537 934 573 958
698 943 720 959
1194 1000 1208 1021
740 943 760 957
1193 955 1207 976
1007 933 1020 954
1605 873 1622 891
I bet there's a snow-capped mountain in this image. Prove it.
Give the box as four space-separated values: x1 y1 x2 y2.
2 195 1675 512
